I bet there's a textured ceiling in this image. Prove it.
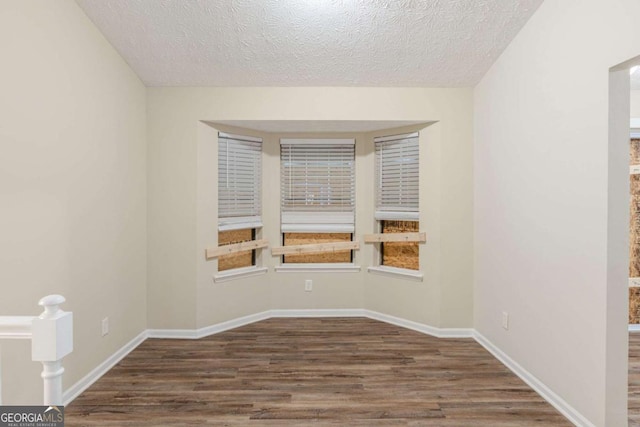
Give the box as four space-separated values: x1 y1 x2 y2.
75 0 543 87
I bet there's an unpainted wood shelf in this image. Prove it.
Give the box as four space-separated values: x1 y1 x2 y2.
271 241 359 256
363 232 427 243
205 239 269 260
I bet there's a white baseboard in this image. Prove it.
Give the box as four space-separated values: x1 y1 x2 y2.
365 310 474 338
147 311 272 340
146 328 198 339
63 329 148 406
271 308 366 318
473 332 595 427
269 309 474 339
195 311 271 339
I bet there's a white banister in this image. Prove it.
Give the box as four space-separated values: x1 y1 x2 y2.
0 295 73 406
0 316 35 339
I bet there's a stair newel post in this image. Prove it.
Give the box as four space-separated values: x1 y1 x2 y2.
31 295 73 405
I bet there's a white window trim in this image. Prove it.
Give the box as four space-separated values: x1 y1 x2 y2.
280 138 355 146
373 132 422 277
218 216 263 232
374 211 420 221
275 263 361 273
213 266 268 283
367 266 423 282
281 212 354 233
219 132 262 143
281 224 354 233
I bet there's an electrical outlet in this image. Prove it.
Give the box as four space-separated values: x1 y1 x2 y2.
502 312 509 330
305 279 312 292
102 317 109 336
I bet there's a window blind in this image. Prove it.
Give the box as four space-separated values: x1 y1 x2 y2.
374 132 419 221
218 132 262 231
280 139 355 233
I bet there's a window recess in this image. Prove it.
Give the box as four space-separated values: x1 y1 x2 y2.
218 132 262 231
366 132 424 272
630 135 640 324
209 132 266 273
374 132 420 221
278 138 357 264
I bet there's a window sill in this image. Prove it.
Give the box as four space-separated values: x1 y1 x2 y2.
367 266 423 282
213 266 268 283
275 263 361 273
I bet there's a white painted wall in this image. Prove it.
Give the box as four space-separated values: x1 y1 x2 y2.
147 88 473 330
0 1 147 403
632 90 640 119
474 0 640 425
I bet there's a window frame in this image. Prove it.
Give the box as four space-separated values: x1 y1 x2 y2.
368 132 423 280
218 132 263 231
215 132 265 277
278 138 358 268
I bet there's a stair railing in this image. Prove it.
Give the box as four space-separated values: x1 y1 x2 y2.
0 295 73 405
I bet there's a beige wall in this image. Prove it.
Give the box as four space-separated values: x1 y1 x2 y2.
363 124 442 326
0 1 147 404
146 91 198 329
0 3 473 404
147 88 474 330
196 123 272 327
474 0 640 425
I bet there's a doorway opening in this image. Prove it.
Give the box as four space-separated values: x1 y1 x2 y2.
629 61 640 427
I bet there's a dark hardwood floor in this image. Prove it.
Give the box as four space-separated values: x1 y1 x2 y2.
66 318 572 426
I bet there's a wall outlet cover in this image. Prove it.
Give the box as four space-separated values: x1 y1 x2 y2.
502 312 509 330
102 317 109 336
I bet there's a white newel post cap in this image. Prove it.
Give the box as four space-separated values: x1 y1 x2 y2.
38 295 66 319
31 295 73 362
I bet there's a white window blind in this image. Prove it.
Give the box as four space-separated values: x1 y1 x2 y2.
218 132 262 231
280 139 355 233
374 132 419 221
